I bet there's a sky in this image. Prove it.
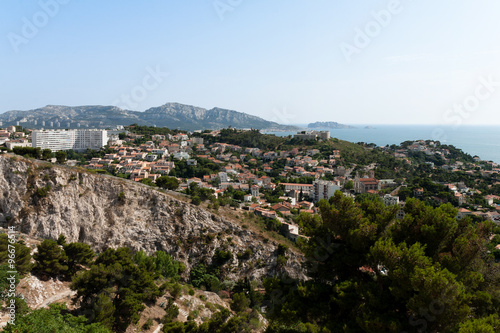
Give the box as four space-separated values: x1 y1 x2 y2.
1 0 500 125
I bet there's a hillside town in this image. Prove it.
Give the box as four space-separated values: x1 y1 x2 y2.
2 125 500 245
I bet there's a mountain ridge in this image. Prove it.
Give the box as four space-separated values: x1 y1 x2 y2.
0 103 299 131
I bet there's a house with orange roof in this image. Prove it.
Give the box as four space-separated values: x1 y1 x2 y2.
457 208 472 220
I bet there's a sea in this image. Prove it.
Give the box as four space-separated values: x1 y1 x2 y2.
264 125 500 164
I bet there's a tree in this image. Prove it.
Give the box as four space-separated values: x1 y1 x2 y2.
231 292 251 313
458 314 500 332
57 234 67 246
161 299 179 324
3 303 111 332
264 192 500 332
0 234 32 275
344 180 354 190
33 239 68 278
71 248 162 331
42 149 52 160
12 147 41 159
55 150 67 164
92 293 116 330
154 250 180 279
63 242 95 274
156 176 179 190
139 178 155 187
191 196 201 206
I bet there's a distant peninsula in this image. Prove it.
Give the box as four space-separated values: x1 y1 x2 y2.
307 121 356 129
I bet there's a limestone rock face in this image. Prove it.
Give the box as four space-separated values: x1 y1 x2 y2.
0 155 304 280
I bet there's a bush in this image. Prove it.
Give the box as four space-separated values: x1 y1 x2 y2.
162 299 179 324
237 249 253 260
156 176 180 190
188 309 199 320
230 292 251 313
191 196 201 206
142 318 154 330
277 244 288 256
213 249 232 266
220 280 236 291
35 185 51 199
276 254 288 268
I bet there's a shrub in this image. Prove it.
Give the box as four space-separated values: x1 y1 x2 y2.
142 318 154 330
35 185 51 198
230 292 251 313
162 299 179 324
277 244 288 256
191 196 201 206
237 249 253 260
213 249 232 265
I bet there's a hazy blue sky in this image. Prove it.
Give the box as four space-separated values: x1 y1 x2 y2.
1 0 500 125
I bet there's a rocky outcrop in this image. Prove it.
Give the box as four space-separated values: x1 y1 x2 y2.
0 155 304 281
307 121 355 129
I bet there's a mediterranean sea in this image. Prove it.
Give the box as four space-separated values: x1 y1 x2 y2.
264 125 500 164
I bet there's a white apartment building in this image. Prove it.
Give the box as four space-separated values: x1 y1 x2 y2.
313 179 340 202
383 194 400 206
281 183 314 193
32 129 108 152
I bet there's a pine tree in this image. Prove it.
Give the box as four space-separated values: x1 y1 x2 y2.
34 239 68 278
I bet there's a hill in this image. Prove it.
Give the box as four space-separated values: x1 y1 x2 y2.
0 154 304 282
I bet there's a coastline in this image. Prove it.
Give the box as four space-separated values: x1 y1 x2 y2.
264 125 500 164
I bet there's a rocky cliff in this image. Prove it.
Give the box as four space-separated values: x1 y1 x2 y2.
0 155 304 280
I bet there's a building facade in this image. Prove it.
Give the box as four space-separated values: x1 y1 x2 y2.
281 183 314 194
383 194 399 206
293 130 330 141
32 129 108 152
313 179 340 202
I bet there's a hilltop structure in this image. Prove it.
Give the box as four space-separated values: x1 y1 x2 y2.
293 130 330 140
